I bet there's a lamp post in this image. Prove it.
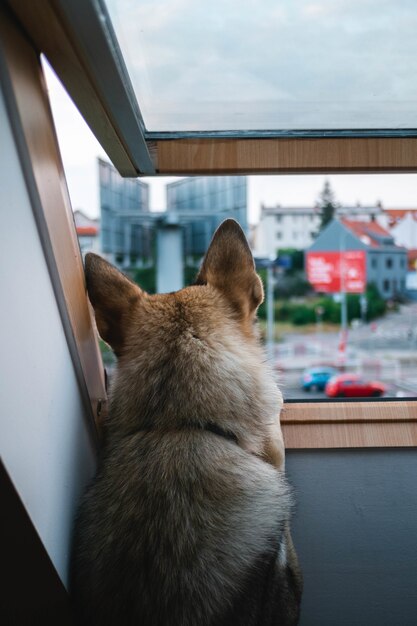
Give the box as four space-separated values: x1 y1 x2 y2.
339 228 348 366
254 255 281 364
266 258 275 362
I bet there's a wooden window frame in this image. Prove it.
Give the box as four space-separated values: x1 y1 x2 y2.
4 0 417 448
0 6 106 439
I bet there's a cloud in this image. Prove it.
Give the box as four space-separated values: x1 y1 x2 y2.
106 0 417 131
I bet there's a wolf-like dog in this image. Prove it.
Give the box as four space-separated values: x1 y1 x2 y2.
71 219 302 626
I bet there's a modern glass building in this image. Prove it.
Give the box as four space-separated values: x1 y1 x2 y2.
99 161 248 269
166 176 247 256
99 158 152 264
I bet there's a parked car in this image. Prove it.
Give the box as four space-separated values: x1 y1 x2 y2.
301 367 338 391
325 374 386 398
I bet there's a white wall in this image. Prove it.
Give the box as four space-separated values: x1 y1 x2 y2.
391 212 417 249
0 89 96 587
256 211 320 255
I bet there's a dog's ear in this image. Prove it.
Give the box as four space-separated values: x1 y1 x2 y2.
85 253 143 355
196 219 263 318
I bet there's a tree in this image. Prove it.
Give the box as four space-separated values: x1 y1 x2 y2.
317 180 338 231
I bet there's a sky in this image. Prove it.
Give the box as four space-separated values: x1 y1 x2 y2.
43 58 417 225
106 0 417 131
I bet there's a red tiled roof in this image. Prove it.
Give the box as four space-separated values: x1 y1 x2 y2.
341 219 392 247
76 226 98 236
384 209 417 226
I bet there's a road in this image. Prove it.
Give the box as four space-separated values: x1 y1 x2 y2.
271 302 417 400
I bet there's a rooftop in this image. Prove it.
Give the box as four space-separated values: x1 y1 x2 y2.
341 219 394 248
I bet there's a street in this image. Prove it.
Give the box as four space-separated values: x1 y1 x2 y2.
271 302 417 400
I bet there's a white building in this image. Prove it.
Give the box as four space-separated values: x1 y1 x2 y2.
255 205 321 255
255 203 388 256
385 209 417 249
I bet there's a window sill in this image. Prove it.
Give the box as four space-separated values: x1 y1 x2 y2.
282 400 417 448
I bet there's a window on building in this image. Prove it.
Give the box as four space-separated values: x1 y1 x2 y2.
383 279 390 292
276 215 282 223
371 258 377 269
386 257 393 269
276 232 282 240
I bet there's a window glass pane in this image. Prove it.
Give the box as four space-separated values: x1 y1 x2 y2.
106 0 417 132
44 57 417 400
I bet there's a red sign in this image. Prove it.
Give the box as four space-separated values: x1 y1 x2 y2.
306 251 366 293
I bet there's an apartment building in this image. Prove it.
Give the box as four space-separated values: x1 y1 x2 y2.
255 203 387 256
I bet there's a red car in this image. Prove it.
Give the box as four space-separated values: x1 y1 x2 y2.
325 374 386 398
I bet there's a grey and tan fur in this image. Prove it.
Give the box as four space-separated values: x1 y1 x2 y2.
71 219 302 625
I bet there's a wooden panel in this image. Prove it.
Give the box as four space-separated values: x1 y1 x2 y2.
7 0 138 176
155 137 417 175
282 401 417 448
0 9 106 434
282 400 417 423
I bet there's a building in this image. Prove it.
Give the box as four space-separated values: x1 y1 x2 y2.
384 209 417 249
73 210 100 256
337 202 386 224
255 203 385 256
166 176 247 256
255 205 321 254
98 162 248 289
306 218 408 299
99 158 152 266
99 162 248 268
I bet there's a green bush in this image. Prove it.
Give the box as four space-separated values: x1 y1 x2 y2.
275 274 311 298
315 297 335 323
366 283 387 320
276 248 304 273
290 306 316 325
346 294 361 320
184 265 200 286
133 267 156 293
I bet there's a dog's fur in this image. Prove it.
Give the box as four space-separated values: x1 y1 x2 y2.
71 219 302 625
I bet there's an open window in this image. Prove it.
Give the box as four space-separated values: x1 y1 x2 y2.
5 0 416 450
1 3 417 624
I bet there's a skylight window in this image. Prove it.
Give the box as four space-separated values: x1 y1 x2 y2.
105 0 417 134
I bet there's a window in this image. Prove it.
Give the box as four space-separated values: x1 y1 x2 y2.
4 14 417 626
383 279 390 292
11 0 416 456
386 258 393 269
276 215 282 223
105 0 417 134
371 257 377 269
276 232 282 240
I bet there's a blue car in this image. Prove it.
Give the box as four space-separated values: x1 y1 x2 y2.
301 367 338 391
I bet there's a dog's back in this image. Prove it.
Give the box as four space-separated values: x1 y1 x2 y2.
71 220 302 625
73 432 295 625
